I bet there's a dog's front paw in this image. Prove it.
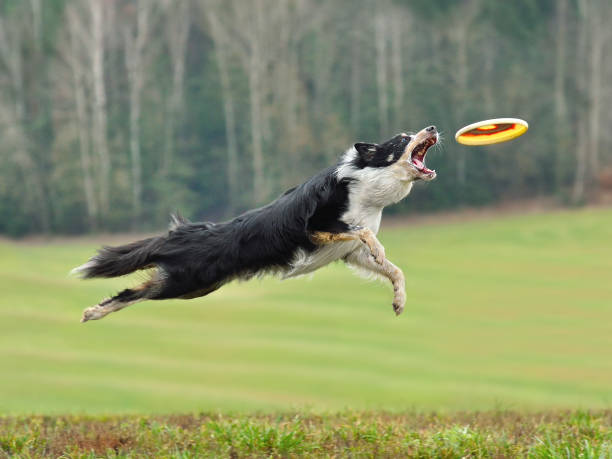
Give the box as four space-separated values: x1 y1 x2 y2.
392 287 406 316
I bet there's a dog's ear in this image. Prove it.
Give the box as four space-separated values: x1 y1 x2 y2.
354 143 378 163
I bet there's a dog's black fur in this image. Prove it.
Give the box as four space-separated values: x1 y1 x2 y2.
75 126 439 322
83 169 352 299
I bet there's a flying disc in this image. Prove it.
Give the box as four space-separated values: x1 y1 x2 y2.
455 118 528 146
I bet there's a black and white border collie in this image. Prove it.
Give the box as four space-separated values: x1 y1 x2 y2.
74 125 439 322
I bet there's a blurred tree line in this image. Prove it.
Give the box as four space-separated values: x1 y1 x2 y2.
1 0 611 236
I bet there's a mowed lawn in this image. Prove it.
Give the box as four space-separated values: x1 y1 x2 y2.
1 208 611 414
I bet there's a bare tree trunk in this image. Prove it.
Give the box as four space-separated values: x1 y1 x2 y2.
450 0 479 188
312 28 334 137
105 0 120 114
482 44 495 114
285 49 299 142
276 0 290 133
90 0 111 217
206 5 239 214
218 48 239 214
350 31 362 134
375 12 389 138
554 0 568 127
274 0 306 188
28 0 42 50
455 24 469 186
572 0 589 203
601 8 612 167
67 7 98 228
248 49 266 204
390 12 405 129
243 0 266 204
0 19 25 121
588 1 604 176
124 0 151 225
163 0 190 177
278 0 298 152
554 0 569 188
572 119 589 203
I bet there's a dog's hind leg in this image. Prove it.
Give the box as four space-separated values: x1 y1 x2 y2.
80 280 158 323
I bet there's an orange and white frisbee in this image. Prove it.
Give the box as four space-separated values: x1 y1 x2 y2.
455 118 528 146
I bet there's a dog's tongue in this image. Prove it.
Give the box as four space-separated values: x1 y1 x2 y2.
412 157 434 175
413 158 425 170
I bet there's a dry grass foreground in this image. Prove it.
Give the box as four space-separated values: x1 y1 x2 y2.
1 411 611 458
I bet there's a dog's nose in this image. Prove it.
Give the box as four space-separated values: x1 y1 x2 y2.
426 125 436 132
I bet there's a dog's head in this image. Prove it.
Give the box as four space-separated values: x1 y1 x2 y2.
350 126 439 182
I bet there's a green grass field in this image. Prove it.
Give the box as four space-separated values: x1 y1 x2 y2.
2 411 611 457
1 208 611 415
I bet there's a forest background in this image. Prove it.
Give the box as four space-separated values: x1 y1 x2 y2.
1 0 610 236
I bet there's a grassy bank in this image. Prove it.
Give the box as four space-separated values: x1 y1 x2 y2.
2 411 611 457
1 208 611 414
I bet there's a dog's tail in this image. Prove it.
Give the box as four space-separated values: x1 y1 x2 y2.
71 236 163 279
71 214 192 279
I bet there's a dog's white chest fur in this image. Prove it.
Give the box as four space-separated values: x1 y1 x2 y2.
338 159 415 232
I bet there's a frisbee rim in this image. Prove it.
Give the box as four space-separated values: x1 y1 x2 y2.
455 118 528 146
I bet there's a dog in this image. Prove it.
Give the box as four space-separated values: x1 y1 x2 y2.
74 125 439 322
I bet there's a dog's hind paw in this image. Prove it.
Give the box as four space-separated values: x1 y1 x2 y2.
81 304 109 323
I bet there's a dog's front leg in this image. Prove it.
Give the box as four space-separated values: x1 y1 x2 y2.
311 228 405 315
344 248 407 315
311 227 385 265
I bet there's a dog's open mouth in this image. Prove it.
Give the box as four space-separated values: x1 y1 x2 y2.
411 136 436 175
